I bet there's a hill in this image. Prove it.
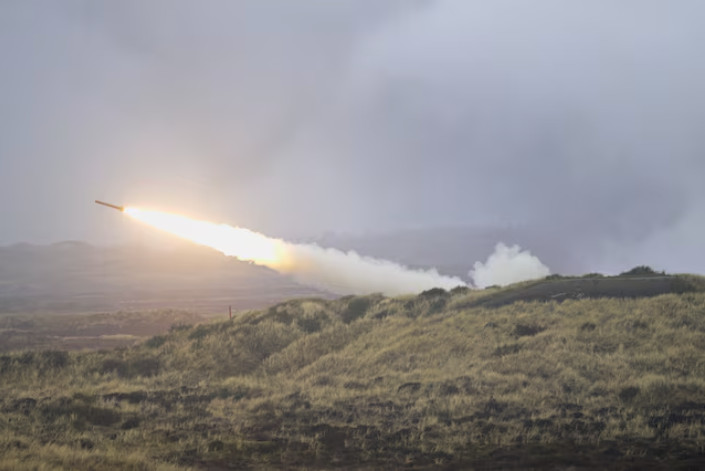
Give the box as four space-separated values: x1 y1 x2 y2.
2 275 705 469
463 272 705 308
0 241 328 315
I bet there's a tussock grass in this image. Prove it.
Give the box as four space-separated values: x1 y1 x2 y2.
2 276 705 468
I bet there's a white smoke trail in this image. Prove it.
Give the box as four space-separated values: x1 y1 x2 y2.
274 242 465 296
125 208 466 295
470 242 550 288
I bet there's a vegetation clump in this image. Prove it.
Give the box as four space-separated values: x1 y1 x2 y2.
620 265 665 276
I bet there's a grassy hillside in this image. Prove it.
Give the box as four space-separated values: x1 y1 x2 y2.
2 276 705 469
465 272 705 308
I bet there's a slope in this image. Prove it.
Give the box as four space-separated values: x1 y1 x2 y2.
1 276 705 469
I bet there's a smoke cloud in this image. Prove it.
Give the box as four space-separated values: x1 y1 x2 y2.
276 243 465 295
126 208 559 295
124 207 465 296
470 243 550 288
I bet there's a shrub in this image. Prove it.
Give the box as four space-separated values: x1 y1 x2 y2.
18 352 35 366
514 324 545 337
121 417 141 430
428 297 448 314
39 350 69 369
227 321 300 375
579 322 597 332
450 286 470 295
41 398 121 427
618 386 640 402
494 343 522 356
419 288 448 299
129 357 160 377
341 297 374 324
266 305 295 325
99 357 160 378
671 275 705 294
208 440 225 452
170 323 192 333
100 358 128 377
145 335 166 349
620 265 664 276
296 312 328 333
80 405 122 426
188 324 212 340
0 355 11 374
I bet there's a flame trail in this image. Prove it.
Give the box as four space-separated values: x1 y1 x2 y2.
124 207 466 295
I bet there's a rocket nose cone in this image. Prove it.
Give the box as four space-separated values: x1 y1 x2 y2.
95 200 125 212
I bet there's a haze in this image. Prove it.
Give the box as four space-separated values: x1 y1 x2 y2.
1 0 704 276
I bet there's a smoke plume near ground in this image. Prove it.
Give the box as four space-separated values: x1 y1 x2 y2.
470 243 551 289
275 243 465 296
125 208 556 295
125 207 465 296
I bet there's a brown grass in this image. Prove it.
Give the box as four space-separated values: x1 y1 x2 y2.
2 276 705 469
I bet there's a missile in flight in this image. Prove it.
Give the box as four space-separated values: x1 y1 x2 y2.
94 200 124 212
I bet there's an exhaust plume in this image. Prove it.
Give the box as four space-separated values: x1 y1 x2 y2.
125 207 465 296
470 243 550 288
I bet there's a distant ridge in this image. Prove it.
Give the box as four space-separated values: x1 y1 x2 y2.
463 273 705 308
0 241 329 315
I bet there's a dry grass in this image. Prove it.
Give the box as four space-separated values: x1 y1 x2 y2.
2 276 705 469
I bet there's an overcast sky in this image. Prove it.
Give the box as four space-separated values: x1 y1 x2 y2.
1 0 704 274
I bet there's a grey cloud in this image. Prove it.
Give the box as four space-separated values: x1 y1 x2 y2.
260 1 704 264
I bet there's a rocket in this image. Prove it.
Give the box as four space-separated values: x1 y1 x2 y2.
94 200 124 212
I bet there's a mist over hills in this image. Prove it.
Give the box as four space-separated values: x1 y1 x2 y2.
0 241 328 315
